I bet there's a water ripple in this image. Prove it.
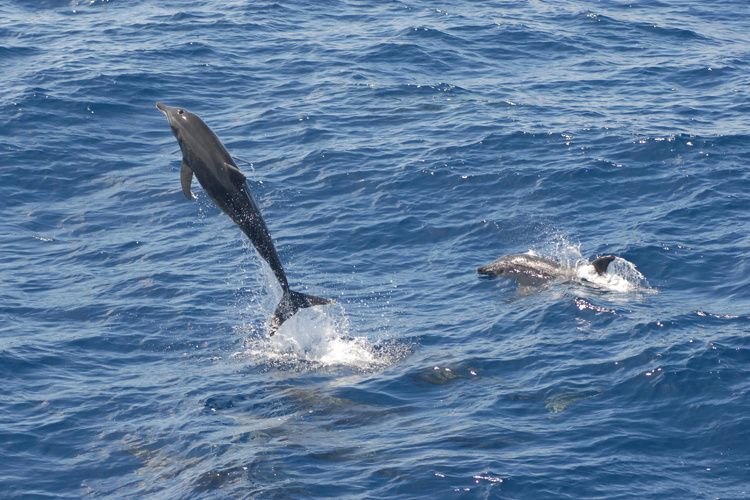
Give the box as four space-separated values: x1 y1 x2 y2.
2 0 750 498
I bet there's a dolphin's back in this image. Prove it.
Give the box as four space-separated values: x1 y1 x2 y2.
478 254 560 277
176 114 289 288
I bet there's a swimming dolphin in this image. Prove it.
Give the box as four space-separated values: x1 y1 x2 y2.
477 253 616 287
156 102 333 335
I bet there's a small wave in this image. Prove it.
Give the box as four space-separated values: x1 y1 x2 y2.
69 0 115 11
357 42 454 70
579 10 707 41
398 26 468 46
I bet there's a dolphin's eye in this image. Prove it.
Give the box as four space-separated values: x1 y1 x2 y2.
178 109 184 115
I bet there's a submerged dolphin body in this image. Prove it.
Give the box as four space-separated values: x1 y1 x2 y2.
156 102 333 335
477 253 616 287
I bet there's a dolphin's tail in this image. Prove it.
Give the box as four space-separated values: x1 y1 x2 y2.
269 289 335 336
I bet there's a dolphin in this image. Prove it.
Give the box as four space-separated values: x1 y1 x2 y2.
477 253 616 287
156 102 333 335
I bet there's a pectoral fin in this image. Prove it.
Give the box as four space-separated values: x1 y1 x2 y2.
180 160 196 200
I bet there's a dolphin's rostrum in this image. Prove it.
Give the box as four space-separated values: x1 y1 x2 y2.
156 102 333 335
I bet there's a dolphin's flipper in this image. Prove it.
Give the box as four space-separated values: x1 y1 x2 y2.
592 255 616 275
269 289 335 336
180 160 195 200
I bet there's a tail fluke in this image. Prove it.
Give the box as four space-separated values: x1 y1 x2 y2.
269 289 335 336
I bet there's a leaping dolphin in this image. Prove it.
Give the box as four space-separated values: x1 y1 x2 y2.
156 102 333 335
477 253 616 287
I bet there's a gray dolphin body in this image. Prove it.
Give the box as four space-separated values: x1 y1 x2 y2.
156 102 333 335
477 253 616 286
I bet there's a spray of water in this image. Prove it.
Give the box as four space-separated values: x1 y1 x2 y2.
574 256 649 292
533 235 652 293
232 258 409 371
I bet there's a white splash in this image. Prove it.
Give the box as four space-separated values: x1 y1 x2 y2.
272 307 372 365
234 305 405 371
533 235 652 293
232 259 406 371
574 256 647 293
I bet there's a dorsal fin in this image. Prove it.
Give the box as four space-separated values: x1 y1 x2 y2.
223 161 246 182
592 255 616 275
180 160 195 200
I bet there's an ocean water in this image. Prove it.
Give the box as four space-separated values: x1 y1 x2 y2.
2 0 750 497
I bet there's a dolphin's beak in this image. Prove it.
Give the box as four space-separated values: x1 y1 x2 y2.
156 102 176 128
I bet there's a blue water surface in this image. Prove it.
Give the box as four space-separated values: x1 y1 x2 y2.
2 0 750 497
